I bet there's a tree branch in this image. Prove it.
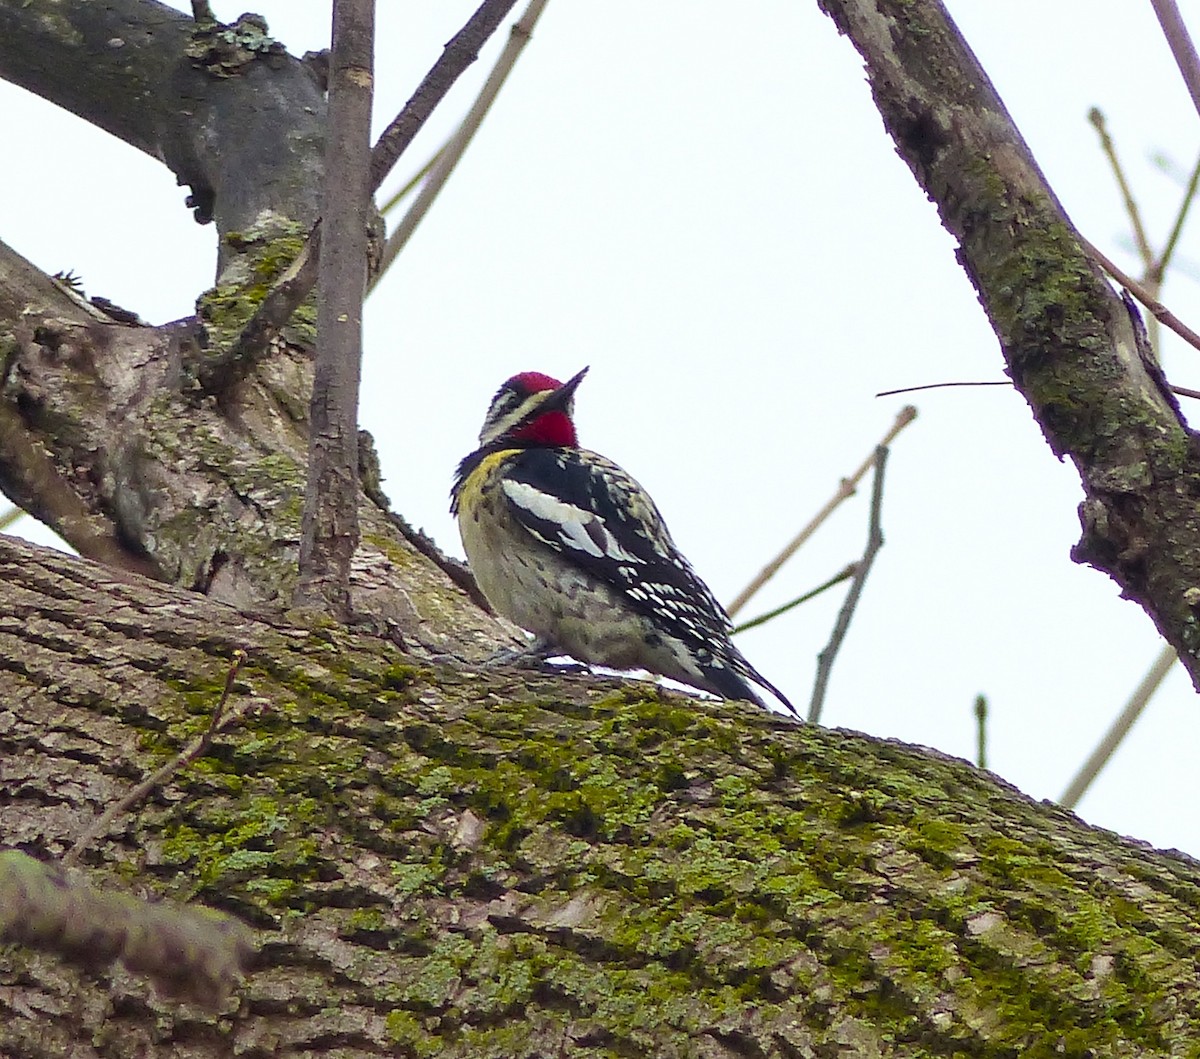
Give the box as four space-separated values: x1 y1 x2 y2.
808 446 888 723
727 406 915 617
3 531 1200 1054
818 0 1200 689
224 0 519 379
372 0 549 284
295 0 376 617
0 0 326 272
1151 0 1200 124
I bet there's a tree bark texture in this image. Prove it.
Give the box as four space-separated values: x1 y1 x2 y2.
0 0 505 656
2 0 1200 1054
2 534 1200 1058
819 0 1200 690
296 0 376 617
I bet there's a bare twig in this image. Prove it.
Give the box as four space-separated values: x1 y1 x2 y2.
0 505 23 531
1088 108 1155 266
378 146 445 217
808 447 888 724
726 407 915 618
295 0 376 617
63 652 248 867
1152 0 1200 125
1060 645 1177 810
732 562 858 635
368 0 520 189
974 694 988 770
372 0 550 286
1089 108 1166 347
876 380 1008 398
223 0 518 383
1082 237 1200 354
1153 150 1200 283
877 378 1200 404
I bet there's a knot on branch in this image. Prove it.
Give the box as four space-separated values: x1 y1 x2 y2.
186 12 287 78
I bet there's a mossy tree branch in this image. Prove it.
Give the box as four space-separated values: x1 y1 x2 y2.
818 0 1200 688
2 533 1199 1056
3 1 1200 1052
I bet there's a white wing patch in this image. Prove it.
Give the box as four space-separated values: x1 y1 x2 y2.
503 480 643 562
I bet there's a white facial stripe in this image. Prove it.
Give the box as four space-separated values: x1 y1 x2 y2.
503 480 642 562
480 392 553 446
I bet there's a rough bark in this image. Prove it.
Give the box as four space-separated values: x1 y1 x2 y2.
0 0 504 654
819 0 1200 690
296 0 375 617
0 0 326 274
2 0 1200 1054
2 533 1200 1058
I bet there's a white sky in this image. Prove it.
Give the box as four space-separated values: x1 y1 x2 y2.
3 2 1199 856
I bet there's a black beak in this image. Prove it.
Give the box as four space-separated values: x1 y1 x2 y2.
543 366 589 412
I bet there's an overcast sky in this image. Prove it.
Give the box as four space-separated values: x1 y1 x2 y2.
3 2 1200 855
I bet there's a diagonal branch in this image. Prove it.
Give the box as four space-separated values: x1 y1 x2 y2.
818 0 1200 692
727 406 915 617
221 0 519 383
1087 108 1155 267
1151 0 1200 124
808 446 888 724
1059 644 1177 809
372 0 550 285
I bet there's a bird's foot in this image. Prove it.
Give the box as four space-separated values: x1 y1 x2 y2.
484 639 589 674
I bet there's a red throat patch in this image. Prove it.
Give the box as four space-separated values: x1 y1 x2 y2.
512 409 577 447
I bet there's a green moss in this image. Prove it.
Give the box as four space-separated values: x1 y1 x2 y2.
103 632 1195 1055
363 532 418 568
195 217 317 355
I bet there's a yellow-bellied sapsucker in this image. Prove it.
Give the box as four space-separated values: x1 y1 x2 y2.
451 367 796 716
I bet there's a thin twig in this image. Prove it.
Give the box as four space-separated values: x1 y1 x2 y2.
1059 645 1176 810
1151 0 1200 124
1082 237 1200 354
372 0 550 287
63 652 248 867
0 505 23 531
731 562 859 635
876 377 1200 404
1090 108 1167 348
378 146 446 217
876 380 1008 398
808 447 888 724
1154 151 1200 284
222 0 518 382
369 0 520 189
974 694 988 770
1088 108 1155 266
726 407 915 618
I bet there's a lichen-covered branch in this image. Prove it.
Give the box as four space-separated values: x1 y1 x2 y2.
0 0 326 272
818 0 1200 688
0 5 507 654
1 534 1198 1056
222 0 520 388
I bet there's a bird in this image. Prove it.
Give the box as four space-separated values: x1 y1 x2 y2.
451 367 797 716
